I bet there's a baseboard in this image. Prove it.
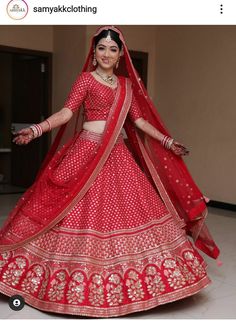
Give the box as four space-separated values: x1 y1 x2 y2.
208 200 236 212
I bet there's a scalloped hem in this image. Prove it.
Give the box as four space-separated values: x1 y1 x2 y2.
0 276 211 318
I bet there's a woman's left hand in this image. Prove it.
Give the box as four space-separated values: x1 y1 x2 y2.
170 141 189 156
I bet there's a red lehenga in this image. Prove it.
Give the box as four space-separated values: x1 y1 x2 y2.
0 26 219 317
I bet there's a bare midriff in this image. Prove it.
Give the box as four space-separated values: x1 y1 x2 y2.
82 120 106 134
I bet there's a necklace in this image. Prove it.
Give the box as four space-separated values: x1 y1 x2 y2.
95 69 115 86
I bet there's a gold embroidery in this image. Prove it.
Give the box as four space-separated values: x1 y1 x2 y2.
21 264 44 294
29 219 182 263
66 271 86 304
0 247 209 316
106 273 124 306
180 264 196 284
165 268 186 289
183 251 194 260
183 251 206 278
144 265 165 296
48 270 67 302
38 267 50 300
163 258 187 290
2 256 26 286
163 258 176 269
126 270 145 301
0 252 12 270
88 274 105 306
188 258 206 278
176 255 196 284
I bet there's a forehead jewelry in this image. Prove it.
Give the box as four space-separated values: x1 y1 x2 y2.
106 31 112 42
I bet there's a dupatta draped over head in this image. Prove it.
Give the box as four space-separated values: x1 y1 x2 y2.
0 26 219 259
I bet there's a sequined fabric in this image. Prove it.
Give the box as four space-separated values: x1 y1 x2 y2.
0 130 210 317
64 72 143 122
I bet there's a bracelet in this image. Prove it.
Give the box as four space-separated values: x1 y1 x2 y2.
29 124 43 138
161 135 174 150
45 119 52 131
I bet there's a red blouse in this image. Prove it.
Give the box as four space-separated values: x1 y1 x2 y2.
63 72 143 122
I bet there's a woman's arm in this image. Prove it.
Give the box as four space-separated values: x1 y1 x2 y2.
134 117 189 157
12 107 73 145
41 107 73 130
134 118 165 142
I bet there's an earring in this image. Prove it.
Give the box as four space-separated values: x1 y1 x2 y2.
116 57 120 69
93 53 97 66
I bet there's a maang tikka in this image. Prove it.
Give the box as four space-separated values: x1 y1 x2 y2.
106 31 112 42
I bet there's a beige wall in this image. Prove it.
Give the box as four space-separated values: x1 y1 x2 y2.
0 25 235 204
0 26 53 51
53 26 86 111
155 26 236 204
52 26 87 141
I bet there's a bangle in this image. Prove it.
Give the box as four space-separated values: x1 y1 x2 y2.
34 124 43 137
45 119 52 131
29 124 43 138
161 135 174 150
29 125 37 138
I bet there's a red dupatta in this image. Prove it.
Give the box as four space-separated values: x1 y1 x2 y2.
0 26 219 260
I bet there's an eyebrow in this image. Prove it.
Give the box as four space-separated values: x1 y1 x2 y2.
97 44 118 49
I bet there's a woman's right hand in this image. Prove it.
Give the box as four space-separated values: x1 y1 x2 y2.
12 128 34 145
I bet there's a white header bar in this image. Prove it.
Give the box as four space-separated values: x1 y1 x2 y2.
0 0 236 25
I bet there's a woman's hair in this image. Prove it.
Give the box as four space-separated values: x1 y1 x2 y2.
94 29 122 50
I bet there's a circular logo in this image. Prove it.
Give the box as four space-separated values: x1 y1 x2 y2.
9 295 25 311
7 0 28 20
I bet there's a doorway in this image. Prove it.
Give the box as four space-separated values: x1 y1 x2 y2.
130 50 148 87
0 46 52 193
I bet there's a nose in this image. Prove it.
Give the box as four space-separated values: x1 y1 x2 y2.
104 48 109 57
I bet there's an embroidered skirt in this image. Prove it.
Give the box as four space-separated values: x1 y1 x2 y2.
0 130 210 317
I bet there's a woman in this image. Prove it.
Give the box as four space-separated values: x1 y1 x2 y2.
0 26 219 317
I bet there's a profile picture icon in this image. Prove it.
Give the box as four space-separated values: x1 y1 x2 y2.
8 295 25 311
7 0 28 20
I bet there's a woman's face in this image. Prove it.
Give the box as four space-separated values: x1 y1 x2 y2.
95 37 120 72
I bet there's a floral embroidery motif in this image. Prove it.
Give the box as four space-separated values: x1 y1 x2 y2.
164 268 186 289
176 255 196 284
144 265 165 296
184 253 206 278
163 258 186 289
38 268 50 300
106 273 124 306
126 270 145 302
48 270 67 302
2 256 27 287
21 264 44 294
163 258 176 269
66 271 86 304
0 247 209 315
88 274 105 306
180 264 196 284
184 251 195 261
0 252 11 270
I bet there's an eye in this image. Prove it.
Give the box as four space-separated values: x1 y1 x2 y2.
97 46 105 51
111 48 118 52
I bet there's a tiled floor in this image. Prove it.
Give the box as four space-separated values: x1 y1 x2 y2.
0 194 235 319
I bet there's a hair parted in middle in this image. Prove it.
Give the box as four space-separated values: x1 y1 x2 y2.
94 29 123 50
